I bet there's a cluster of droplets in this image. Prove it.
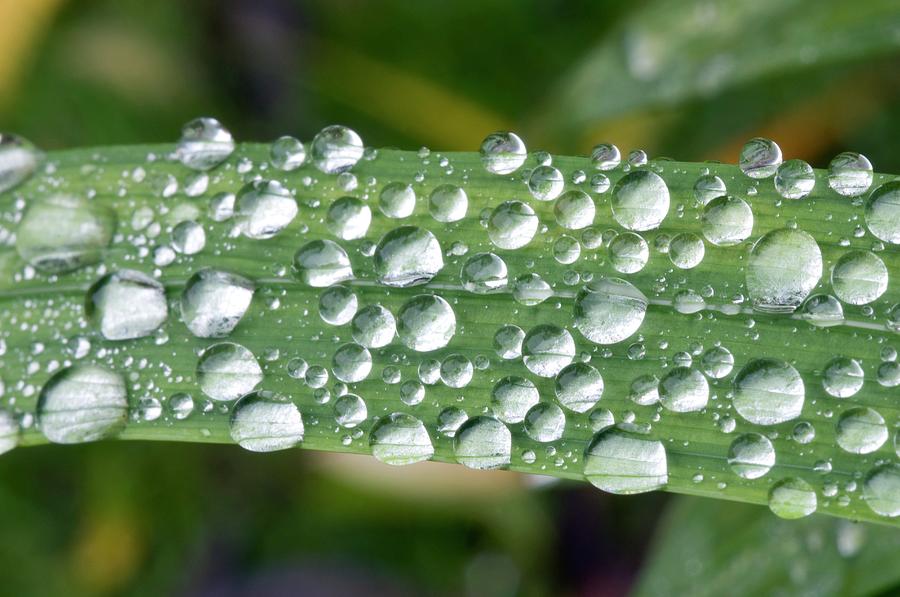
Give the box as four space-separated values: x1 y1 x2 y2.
0 120 898 522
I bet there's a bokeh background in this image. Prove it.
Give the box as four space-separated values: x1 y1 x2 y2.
1 1 900 596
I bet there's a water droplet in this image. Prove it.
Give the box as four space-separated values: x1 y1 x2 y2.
554 190 595 229
739 137 782 179
169 393 194 420
294 239 353 287
774 159 815 199
521 402 564 443
397 294 456 352
428 184 468 222
700 346 734 379
728 433 775 479
608 232 649 274
800 294 844 327
828 152 873 197
491 376 539 423
488 201 538 249
574 278 648 345
461 252 508 293
0 410 18 455
318 284 358 326
831 250 888 305
862 464 900 517
379 182 416 219
658 367 708 412
269 135 306 171
555 362 603 413
668 233 705 269
590 143 621 171
494 324 525 359
768 478 817 519
437 407 468 437
522 324 575 377
440 354 473 388
528 165 564 201
693 174 726 206
0 133 39 192
590 174 610 194
234 179 297 239
374 226 443 287
747 228 822 313
480 132 526 175
792 421 816 444
822 357 864 398
454 416 511 469
877 361 900 387
701 195 753 246
836 407 887 454
733 358 804 425
176 117 234 170
38 365 126 444
864 181 900 244
512 273 553 306
611 171 670 231
351 304 395 348
311 125 364 174
230 392 303 452
87 270 168 340
326 196 371 240
370 413 433 466
584 430 667 494
209 192 235 222
334 393 367 428
171 220 205 255
399 380 425 406
332 343 372 383
16 195 115 273
181 269 255 337
197 342 263 401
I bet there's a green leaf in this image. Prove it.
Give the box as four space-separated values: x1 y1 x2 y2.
0 137 898 526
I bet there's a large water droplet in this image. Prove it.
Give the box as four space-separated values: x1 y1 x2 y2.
865 181 900 244
294 239 353 287
668 233 705 269
554 190 595 230
522 324 575 377
235 180 297 239
528 165 564 201
747 228 822 313
38 365 127 444
836 407 887 454
230 392 304 452
768 477 816 519
454 416 511 469
693 174 726 206
351 304 395 348
608 232 649 274
822 356 864 398
318 284 358 326
334 393 368 428
428 184 468 222
700 346 734 379
269 135 306 171
0 133 40 192
397 294 456 352
774 159 815 199
701 195 753 246
480 132 526 175
658 367 708 412
800 294 844 327
181 269 254 338
524 402 565 442
327 196 371 240
828 152 873 197
86 270 168 340
490 376 539 423
611 171 670 231
311 125 364 174
739 137 782 179
555 362 603 413
863 464 900 517
573 278 648 345
374 226 443 287
590 143 621 171
176 117 234 170
584 430 667 494
197 342 263 401
16 195 115 273
728 433 775 479
512 273 553 305
379 182 417 219
831 250 888 305
332 343 372 383
370 413 434 466
487 200 538 249
461 252 508 293
733 358 804 425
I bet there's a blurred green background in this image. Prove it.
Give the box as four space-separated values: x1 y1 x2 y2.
1 1 899 596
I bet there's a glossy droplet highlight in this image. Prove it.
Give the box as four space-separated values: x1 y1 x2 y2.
176 117 234 170
611 171 670 231
311 125 364 174
374 226 443 287
38 365 127 444
733 358 804 425
86 270 168 340
197 342 263 401
454 416 511 470
574 278 648 345
584 430 667 495
370 414 434 466
480 132 526 175
181 269 254 338
747 228 822 313
230 392 304 452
